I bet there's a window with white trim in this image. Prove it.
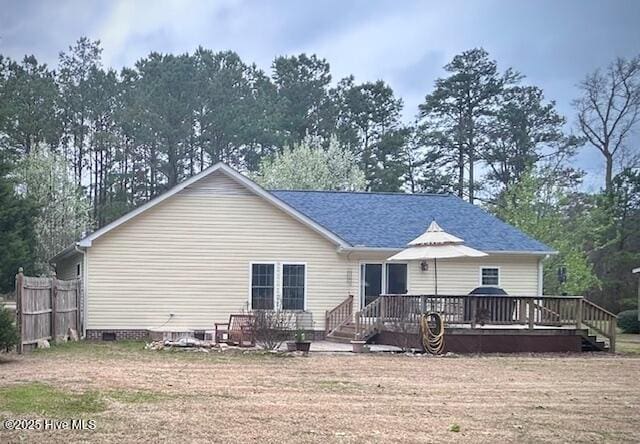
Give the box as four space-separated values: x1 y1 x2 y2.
251 263 275 309
282 264 305 310
481 267 500 286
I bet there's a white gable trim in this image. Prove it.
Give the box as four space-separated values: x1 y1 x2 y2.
77 163 351 249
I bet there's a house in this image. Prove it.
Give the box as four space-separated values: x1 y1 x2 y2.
52 162 556 342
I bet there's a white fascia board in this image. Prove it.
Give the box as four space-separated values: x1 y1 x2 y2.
483 250 558 256
339 247 555 256
77 163 350 249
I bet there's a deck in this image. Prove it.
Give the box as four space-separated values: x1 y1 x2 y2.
326 294 617 353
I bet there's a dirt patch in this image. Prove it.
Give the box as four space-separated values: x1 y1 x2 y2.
0 343 639 443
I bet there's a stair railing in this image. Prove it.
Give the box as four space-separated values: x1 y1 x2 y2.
580 299 617 352
354 297 382 340
325 295 353 336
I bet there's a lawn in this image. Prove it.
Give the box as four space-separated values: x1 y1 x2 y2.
0 342 639 443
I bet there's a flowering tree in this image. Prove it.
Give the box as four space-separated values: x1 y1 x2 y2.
17 145 92 272
254 136 366 191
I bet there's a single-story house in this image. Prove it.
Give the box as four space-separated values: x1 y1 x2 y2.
51 163 556 341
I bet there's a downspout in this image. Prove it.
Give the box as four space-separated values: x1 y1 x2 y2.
74 245 88 338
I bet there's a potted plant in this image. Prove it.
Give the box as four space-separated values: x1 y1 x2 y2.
286 331 297 352
294 329 311 352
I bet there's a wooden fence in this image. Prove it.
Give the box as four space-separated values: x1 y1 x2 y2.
15 269 81 353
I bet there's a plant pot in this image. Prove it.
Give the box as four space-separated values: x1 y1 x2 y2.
295 341 311 352
351 340 368 353
286 341 297 352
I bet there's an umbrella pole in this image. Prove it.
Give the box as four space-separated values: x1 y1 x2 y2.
434 258 438 297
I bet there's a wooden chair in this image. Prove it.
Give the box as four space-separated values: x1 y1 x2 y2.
214 314 256 347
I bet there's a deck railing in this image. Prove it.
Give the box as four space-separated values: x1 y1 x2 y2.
354 297 382 340
325 295 353 336
353 294 617 350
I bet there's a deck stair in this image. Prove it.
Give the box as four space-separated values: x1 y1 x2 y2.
326 322 357 343
325 295 356 343
580 331 609 352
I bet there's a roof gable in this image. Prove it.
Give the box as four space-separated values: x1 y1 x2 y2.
77 163 350 249
271 190 555 254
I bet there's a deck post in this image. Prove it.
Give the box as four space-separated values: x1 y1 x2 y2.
575 298 583 330
354 312 361 340
528 298 535 330
325 310 330 336
379 296 386 330
470 296 477 329
609 317 616 353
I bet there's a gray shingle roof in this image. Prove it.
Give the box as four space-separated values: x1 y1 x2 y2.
271 190 554 253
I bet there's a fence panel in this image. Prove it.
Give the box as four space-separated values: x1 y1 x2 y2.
15 270 81 352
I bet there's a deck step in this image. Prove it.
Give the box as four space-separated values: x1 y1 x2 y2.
328 330 355 339
580 332 609 352
325 335 353 344
326 322 357 343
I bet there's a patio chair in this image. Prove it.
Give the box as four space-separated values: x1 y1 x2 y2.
214 314 255 347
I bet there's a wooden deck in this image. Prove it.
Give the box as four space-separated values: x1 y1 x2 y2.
328 294 617 352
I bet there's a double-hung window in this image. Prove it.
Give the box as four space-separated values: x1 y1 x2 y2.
250 263 306 310
282 264 306 310
251 263 275 309
480 267 500 287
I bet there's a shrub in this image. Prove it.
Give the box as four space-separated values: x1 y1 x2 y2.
0 306 18 352
617 310 640 334
252 310 295 350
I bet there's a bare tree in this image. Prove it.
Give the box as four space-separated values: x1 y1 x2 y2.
574 56 640 192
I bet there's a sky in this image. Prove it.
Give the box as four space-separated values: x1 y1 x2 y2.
1 0 639 191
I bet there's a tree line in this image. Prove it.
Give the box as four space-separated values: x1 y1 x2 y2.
0 38 638 313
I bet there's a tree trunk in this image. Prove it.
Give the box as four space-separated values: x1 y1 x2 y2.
457 148 464 198
605 152 614 193
468 149 475 204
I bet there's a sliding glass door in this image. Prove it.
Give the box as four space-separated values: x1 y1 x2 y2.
360 263 408 307
362 264 383 307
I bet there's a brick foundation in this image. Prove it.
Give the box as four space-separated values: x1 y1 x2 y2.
86 329 150 341
86 329 326 342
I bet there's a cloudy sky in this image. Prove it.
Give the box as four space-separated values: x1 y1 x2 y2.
1 0 639 190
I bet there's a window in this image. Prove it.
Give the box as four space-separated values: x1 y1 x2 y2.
481 267 500 286
282 264 306 310
251 263 275 309
386 263 407 294
76 263 81 277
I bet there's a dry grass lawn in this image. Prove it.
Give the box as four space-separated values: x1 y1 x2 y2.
0 341 639 443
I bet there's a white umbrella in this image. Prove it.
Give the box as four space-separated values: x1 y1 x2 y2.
387 220 487 295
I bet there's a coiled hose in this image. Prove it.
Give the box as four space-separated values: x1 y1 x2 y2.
420 312 445 354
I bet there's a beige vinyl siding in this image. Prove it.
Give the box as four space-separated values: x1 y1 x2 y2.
86 171 355 331
56 253 82 281
349 253 541 310
407 255 540 295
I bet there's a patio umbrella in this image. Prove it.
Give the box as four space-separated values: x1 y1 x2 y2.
387 220 487 296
